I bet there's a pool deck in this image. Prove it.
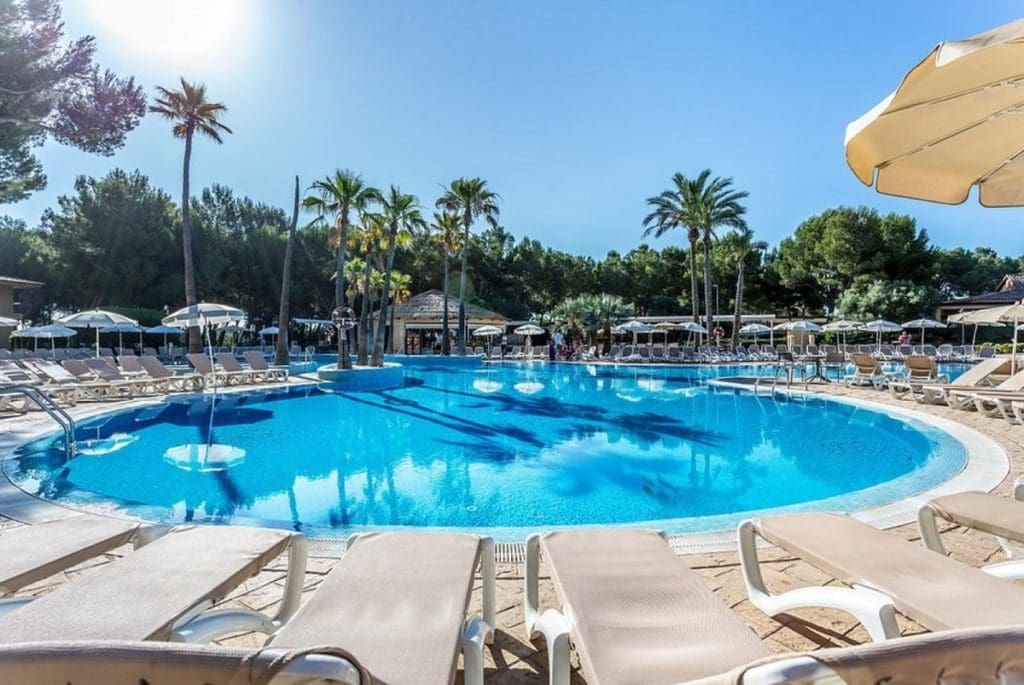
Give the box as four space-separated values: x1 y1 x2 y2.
2 371 1024 682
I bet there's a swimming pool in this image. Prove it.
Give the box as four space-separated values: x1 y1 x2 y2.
5 360 970 540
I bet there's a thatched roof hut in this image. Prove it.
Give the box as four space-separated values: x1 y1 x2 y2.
381 290 508 353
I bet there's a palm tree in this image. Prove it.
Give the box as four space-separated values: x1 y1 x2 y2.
725 226 766 347
302 170 380 369
643 173 701 327
150 78 232 352
431 211 462 355
373 187 426 366
274 176 300 366
587 293 633 356
688 170 748 335
350 214 384 365
436 178 500 355
388 271 412 349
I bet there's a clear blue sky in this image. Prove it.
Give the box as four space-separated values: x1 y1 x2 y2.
8 1 1024 258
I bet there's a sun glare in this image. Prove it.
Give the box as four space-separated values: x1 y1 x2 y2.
84 0 248 69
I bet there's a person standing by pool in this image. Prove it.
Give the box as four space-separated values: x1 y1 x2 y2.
898 330 911 346
548 339 556 361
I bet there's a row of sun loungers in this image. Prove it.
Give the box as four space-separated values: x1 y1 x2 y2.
5 488 1024 683
0 352 289 412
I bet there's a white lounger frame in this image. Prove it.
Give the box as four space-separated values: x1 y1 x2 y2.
737 520 901 642
917 476 1024 581
169 534 308 643
459 536 496 685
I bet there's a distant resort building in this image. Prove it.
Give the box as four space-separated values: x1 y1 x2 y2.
937 273 1024 321
0 275 42 348
383 289 508 354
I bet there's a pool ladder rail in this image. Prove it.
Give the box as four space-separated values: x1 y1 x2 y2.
0 385 77 461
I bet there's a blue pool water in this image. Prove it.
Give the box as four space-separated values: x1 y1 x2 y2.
5 361 968 539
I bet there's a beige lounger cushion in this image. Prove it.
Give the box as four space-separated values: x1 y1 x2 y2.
271 531 480 685
695 626 1024 685
0 517 138 593
752 513 1024 632
540 529 769 685
928 491 1024 545
0 525 291 642
0 640 370 685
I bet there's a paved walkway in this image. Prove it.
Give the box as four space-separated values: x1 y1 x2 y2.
1 376 1022 682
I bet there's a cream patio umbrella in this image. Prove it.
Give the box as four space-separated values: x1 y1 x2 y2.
902 318 947 345
513 323 545 349
846 17 1024 206
951 303 1024 372
59 309 139 357
619 320 653 347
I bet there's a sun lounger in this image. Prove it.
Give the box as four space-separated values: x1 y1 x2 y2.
242 351 289 382
0 640 367 684
60 360 136 399
918 484 1024 579
84 357 169 396
0 373 31 413
526 529 769 685
739 512 1024 641
271 531 494 685
187 353 248 386
915 357 1010 405
0 517 139 615
844 353 896 388
0 360 80 406
0 525 304 644
213 353 259 384
136 355 204 392
889 355 949 399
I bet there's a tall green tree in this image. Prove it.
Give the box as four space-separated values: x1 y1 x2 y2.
150 78 232 352
643 173 701 325
586 293 633 355
275 176 300 366
373 187 425 365
430 211 462 355
686 170 748 330
302 170 380 368
436 178 500 355
719 226 766 346
0 0 146 203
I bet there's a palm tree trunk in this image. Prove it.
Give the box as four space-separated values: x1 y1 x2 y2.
372 227 398 366
441 252 450 355
335 210 352 370
180 130 201 353
275 176 299 366
732 257 745 348
702 234 714 341
688 238 701 328
603 323 611 356
457 211 471 355
357 257 371 365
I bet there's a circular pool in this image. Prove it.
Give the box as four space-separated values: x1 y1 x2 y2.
4 360 973 540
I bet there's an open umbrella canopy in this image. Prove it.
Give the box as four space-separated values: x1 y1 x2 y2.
472 325 503 337
292 318 333 327
0 316 17 327
12 324 76 338
60 308 138 328
678 321 708 334
950 304 1024 325
902 318 946 330
59 309 138 356
845 17 1024 206
513 323 545 336
99 322 144 334
739 323 771 334
860 320 902 332
258 326 279 336
162 303 246 328
823 320 861 332
618 320 653 333
773 320 823 333
146 325 185 335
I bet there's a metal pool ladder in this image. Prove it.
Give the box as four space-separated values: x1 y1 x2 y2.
0 385 77 461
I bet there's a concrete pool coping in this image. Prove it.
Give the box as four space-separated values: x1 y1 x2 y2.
0 372 1009 560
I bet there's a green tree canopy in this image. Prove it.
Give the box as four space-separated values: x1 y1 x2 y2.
0 0 146 202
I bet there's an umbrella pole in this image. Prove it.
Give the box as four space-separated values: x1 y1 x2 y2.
1015 318 1020 375
95 327 99 358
